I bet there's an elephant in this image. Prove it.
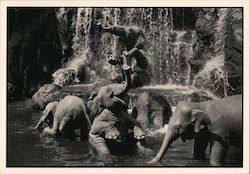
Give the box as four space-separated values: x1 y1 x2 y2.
96 23 150 87
87 63 148 155
148 95 242 166
96 23 145 51
35 95 92 141
31 83 64 110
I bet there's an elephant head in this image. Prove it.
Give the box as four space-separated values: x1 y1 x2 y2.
87 66 131 117
34 101 58 129
87 86 127 117
148 102 211 163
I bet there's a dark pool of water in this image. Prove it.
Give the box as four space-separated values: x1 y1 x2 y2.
7 100 242 167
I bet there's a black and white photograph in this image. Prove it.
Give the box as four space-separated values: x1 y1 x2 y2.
1 0 249 172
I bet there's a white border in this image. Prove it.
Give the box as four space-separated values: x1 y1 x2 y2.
0 1 249 174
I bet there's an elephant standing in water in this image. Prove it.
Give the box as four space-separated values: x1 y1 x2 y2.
35 95 92 141
148 95 242 166
87 60 148 155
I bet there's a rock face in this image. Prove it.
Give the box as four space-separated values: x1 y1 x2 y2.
192 8 243 97
8 8 64 97
52 68 79 87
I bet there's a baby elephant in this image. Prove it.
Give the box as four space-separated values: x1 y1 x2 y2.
148 95 242 166
35 96 91 141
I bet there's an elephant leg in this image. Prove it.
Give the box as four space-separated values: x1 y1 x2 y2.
133 126 147 140
40 127 57 138
59 115 76 141
193 128 210 160
89 132 110 155
105 125 123 140
135 138 152 155
125 108 147 140
210 138 229 166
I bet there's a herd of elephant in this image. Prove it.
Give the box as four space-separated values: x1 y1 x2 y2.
33 81 242 166
32 23 242 166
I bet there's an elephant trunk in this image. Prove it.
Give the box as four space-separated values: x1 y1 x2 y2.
153 126 180 161
34 111 51 130
34 118 45 130
80 102 92 128
113 67 131 96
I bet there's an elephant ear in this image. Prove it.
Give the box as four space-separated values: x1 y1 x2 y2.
191 109 211 133
94 97 103 112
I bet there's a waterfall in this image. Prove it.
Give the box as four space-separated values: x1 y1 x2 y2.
168 30 197 85
52 8 96 86
51 7 239 97
69 8 178 85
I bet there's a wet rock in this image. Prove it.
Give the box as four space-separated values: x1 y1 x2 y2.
224 8 243 95
31 84 64 110
192 8 242 97
52 68 79 87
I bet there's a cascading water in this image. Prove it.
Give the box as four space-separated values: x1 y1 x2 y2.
59 8 196 86
57 8 179 84
51 7 241 97
168 30 197 85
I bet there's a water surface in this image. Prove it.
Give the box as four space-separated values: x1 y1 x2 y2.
7 100 242 167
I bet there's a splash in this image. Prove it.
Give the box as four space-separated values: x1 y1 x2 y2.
52 68 79 87
140 84 191 91
148 124 169 136
139 84 219 100
192 53 228 97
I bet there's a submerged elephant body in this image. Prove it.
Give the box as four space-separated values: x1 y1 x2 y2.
35 95 91 141
149 95 242 166
87 65 148 155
